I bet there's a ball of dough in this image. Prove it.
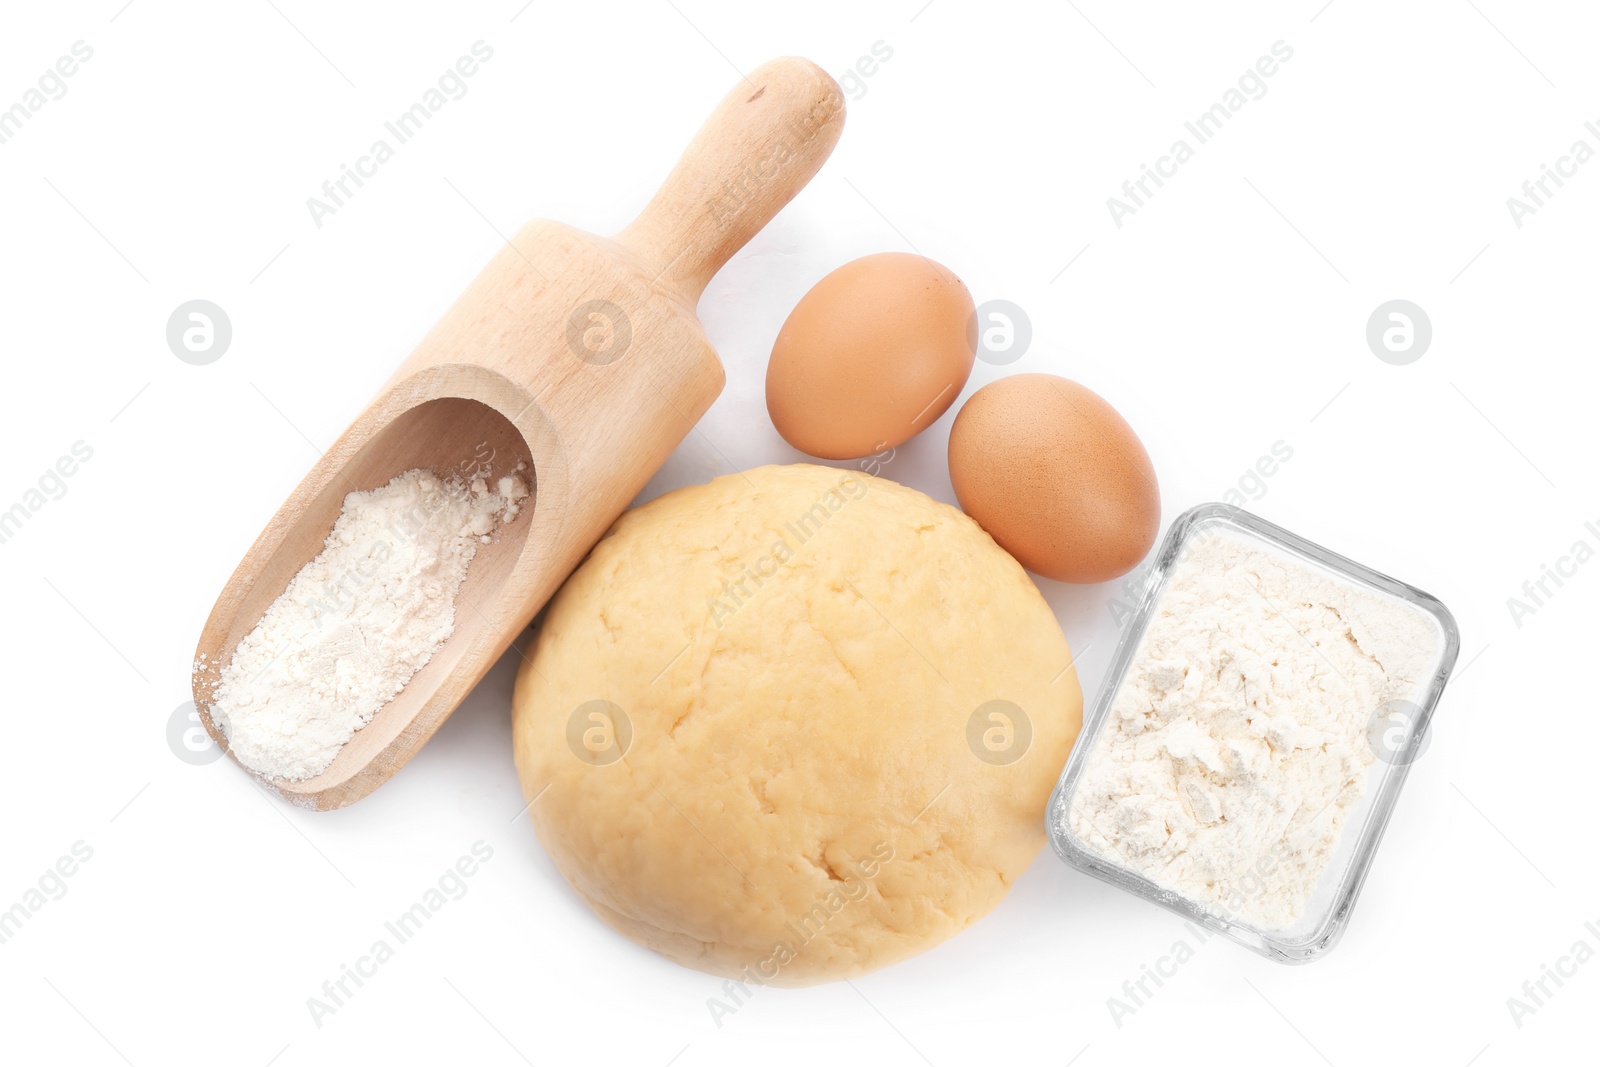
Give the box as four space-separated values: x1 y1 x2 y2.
513 464 1081 986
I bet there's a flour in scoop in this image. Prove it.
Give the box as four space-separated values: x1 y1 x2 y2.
1066 527 1441 930
209 467 529 781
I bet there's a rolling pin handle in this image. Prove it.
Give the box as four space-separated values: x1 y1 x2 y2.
617 57 846 306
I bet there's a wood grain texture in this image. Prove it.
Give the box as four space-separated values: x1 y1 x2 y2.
191 57 846 810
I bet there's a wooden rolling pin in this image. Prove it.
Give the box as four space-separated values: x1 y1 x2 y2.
192 57 846 809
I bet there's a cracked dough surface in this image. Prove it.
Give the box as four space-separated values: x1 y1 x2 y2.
512 463 1081 986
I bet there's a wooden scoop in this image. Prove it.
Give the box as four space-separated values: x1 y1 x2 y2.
192 57 846 810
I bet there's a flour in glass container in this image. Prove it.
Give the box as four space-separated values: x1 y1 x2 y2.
206 466 529 781
1066 527 1441 930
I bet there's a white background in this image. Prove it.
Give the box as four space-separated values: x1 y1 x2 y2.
1 1 1595 1064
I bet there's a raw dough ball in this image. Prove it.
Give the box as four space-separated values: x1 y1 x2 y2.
513 464 1081 986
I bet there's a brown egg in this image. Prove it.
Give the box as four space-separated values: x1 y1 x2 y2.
766 252 976 459
948 374 1159 583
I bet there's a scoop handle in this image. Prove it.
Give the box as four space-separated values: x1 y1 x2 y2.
617 57 845 304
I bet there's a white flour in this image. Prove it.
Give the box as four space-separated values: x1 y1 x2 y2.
209 467 528 781
1067 527 1440 930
